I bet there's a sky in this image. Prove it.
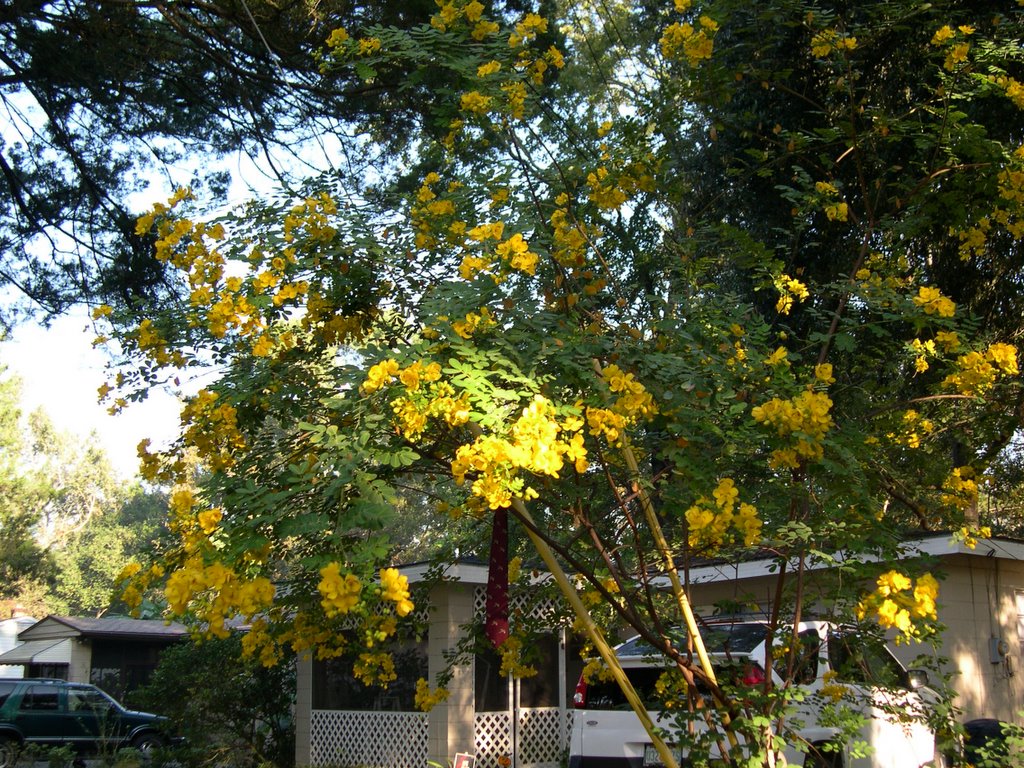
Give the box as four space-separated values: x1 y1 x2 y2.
2 311 183 479
0 138 319 481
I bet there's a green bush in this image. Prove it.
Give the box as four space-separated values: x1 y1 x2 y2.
129 633 295 768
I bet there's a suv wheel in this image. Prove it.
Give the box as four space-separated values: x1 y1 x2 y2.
0 736 19 768
131 732 164 757
804 743 842 768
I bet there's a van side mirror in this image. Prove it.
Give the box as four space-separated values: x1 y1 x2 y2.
906 669 929 690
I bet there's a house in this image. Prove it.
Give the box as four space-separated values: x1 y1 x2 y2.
296 561 580 768
0 614 37 679
0 616 188 696
295 533 1024 768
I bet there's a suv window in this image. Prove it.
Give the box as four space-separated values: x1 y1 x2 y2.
616 623 769 659
0 681 15 707
68 686 115 713
828 632 907 688
20 685 60 711
585 668 665 710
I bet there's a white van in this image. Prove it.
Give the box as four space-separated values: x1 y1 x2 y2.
569 619 943 768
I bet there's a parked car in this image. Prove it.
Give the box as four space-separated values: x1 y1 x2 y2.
0 678 169 767
569 618 943 768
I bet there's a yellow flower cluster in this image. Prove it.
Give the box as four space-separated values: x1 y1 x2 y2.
810 29 857 58
930 24 974 71
550 203 597 268
888 408 935 450
414 678 451 711
318 562 363 617
685 477 762 552
942 342 1018 395
453 307 496 338
495 233 539 275
959 148 1024 259
241 618 284 668
855 571 939 644
660 16 718 66
941 466 979 512
180 389 246 471
751 389 833 469
164 557 275 638
362 358 470 440
958 525 992 550
912 285 956 317
814 180 849 221
354 651 397 686
451 396 587 510
117 561 164 612
775 274 809 315
379 568 415 617
601 364 658 419
283 193 338 245
509 12 547 47
131 318 184 372
585 164 656 211
461 90 492 115
498 635 538 678
361 359 402 394
997 76 1024 110
391 381 472 440
326 27 349 50
430 0 497 40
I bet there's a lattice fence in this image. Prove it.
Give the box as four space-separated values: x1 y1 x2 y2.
475 708 569 768
311 710 428 768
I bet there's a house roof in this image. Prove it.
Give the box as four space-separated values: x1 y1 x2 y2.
683 532 1024 586
18 616 188 642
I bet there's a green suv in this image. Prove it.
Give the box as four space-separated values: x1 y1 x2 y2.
0 678 167 766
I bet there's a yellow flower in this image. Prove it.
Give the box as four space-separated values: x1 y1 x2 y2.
764 346 789 367
477 60 502 77
318 563 362 617
380 568 415 616
198 507 223 534
460 91 493 115
327 27 350 49
986 342 1018 375
357 37 382 56
930 25 954 45
814 363 835 384
913 285 955 317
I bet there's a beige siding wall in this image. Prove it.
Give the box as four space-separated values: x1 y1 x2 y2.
295 657 313 766
927 554 1024 723
68 639 91 683
427 582 476 764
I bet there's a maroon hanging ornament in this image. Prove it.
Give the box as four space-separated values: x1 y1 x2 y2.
485 506 510 648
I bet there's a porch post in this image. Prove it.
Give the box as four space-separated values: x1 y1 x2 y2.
428 581 476 765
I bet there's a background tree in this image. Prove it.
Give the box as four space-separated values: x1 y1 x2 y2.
107 1 1024 766
131 634 295 768
49 484 168 616
0 360 169 616
0 371 54 613
0 0 563 327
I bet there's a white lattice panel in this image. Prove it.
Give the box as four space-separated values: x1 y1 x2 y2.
474 586 563 626
474 708 569 768
475 711 513 768
311 709 428 768
517 708 566 766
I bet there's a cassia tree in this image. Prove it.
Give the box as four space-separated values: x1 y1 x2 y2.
106 1 1023 765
